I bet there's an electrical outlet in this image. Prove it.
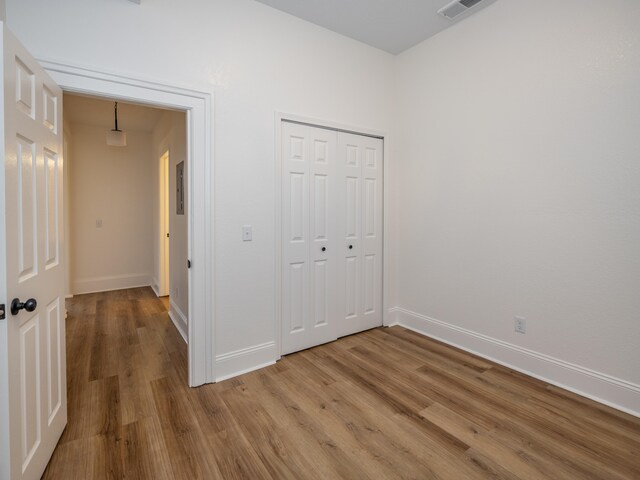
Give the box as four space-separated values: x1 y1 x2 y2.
514 316 526 334
242 225 252 241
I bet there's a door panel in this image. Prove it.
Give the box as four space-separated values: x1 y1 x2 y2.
313 174 328 240
16 136 37 281
344 256 358 319
44 149 59 268
364 177 376 238
42 86 58 133
15 58 35 117
336 132 383 337
1 25 67 480
288 262 306 333
345 176 359 239
281 122 338 355
19 315 41 468
364 254 376 314
45 298 62 424
359 135 383 328
312 260 328 327
281 122 382 354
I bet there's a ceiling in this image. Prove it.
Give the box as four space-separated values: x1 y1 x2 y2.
254 0 496 54
63 94 167 132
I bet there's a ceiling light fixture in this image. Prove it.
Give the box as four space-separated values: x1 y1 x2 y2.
106 102 127 147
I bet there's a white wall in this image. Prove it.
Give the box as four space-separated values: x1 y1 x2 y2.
6 0 396 375
69 123 155 294
10 0 638 415
394 0 640 414
152 110 189 340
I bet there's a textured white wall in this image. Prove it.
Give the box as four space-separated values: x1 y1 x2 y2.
69 123 154 294
6 0 395 357
395 0 640 386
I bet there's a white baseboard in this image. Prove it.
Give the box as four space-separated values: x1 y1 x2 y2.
391 306 640 418
384 307 400 327
150 282 160 297
72 273 151 295
215 342 277 382
168 299 188 344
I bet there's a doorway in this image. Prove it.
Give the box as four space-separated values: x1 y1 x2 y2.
63 93 189 342
43 60 215 386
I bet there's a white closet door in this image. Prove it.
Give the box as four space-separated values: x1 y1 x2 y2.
336 132 383 338
281 122 338 355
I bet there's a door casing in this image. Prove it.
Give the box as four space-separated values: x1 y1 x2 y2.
40 60 215 387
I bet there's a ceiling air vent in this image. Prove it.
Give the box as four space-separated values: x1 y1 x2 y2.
438 0 485 20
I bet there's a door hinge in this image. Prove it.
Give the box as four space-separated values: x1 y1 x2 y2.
0 304 5 320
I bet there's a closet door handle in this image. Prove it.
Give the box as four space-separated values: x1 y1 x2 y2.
348 245 353 250
321 247 326 252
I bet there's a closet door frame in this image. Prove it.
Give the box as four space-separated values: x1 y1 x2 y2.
274 112 391 359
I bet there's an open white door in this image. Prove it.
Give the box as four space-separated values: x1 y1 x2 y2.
0 24 66 480
159 150 170 296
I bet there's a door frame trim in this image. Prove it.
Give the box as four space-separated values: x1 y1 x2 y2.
274 112 391 359
40 59 215 386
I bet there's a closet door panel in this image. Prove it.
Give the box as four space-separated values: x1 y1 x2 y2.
282 122 338 355
337 132 383 337
308 127 338 341
282 122 310 354
282 122 382 354
360 136 383 329
335 133 358 337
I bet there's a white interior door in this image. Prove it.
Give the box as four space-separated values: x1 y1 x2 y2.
160 150 170 296
0 25 66 480
281 122 338 355
336 132 383 338
281 121 383 355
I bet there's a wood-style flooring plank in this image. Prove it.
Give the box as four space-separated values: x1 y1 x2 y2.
42 288 640 479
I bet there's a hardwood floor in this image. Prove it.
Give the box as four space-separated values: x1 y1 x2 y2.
43 287 640 479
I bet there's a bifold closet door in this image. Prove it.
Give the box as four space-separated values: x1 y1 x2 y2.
336 132 383 338
281 122 339 355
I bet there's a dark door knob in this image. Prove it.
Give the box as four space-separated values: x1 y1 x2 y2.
349 245 353 249
11 298 37 316
321 247 326 252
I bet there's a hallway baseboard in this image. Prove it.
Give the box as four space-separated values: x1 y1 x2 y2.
169 299 188 343
72 273 151 295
